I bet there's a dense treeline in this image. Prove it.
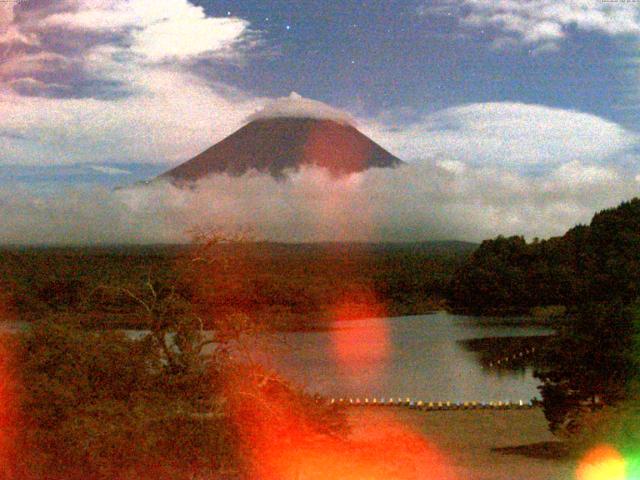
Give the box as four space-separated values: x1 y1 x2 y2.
448 198 640 441
533 300 637 437
0 242 473 330
449 198 640 315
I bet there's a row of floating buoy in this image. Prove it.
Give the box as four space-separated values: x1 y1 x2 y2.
326 397 537 410
489 347 536 368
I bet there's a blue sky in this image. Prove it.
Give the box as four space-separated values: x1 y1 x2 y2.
1 0 639 172
198 0 636 127
0 0 640 243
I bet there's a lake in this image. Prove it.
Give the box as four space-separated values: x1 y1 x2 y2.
241 312 554 403
2 311 553 404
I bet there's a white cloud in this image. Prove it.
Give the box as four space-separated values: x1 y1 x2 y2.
0 4 39 50
247 92 356 125
0 24 39 47
90 165 131 175
42 0 253 63
420 0 640 51
132 16 250 63
1 159 637 245
551 160 618 186
0 3 13 29
437 159 466 174
0 67 262 165
0 0 264 166
363 102 638 170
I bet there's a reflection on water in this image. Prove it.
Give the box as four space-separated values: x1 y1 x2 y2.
1 312 553 403
248 312 554 403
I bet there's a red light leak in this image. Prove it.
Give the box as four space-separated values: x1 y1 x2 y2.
225 297 456 479
330 298 391 386
229 374 457 480
0 334 19 478
300 120 375 240
265 420 456 480
303 120 372 175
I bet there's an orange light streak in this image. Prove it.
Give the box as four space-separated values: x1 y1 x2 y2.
330 296 391 383
227 370 456 480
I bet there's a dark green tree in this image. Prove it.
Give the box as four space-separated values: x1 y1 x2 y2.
449 198 640 316
13 318 239 480
448 235 533 315
534 301 635 436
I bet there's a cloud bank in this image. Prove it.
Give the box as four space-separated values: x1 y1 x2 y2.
1 158 638 245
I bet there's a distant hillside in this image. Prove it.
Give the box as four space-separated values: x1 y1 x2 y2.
0 241 477 257
448 198 640 316
0 240 473 328
158 117 404 182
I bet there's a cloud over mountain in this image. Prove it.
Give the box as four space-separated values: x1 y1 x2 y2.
247 92 356 126
2 159 639 245
1 0 639 245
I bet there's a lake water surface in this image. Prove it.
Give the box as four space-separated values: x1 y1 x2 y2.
2 312 553 404
245 312 553 403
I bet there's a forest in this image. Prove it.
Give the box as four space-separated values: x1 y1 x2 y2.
4 198 640 476
448 198 640 449
448 198 640 316
0 241 474 331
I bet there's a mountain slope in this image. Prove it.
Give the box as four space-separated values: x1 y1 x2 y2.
158 117 403 182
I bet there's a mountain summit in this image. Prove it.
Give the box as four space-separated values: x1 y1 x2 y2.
157 94 403 183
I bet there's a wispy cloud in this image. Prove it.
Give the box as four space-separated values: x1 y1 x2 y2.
89 165 131 175
419 0 640 52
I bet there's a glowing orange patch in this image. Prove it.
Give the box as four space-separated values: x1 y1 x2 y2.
330 296 391 381
303 120 372 175
246 406 456 480
577 444 627 480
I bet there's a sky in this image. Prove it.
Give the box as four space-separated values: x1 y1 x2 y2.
0 0 640 244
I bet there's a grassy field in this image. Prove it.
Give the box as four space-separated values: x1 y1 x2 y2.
348 407 576 480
